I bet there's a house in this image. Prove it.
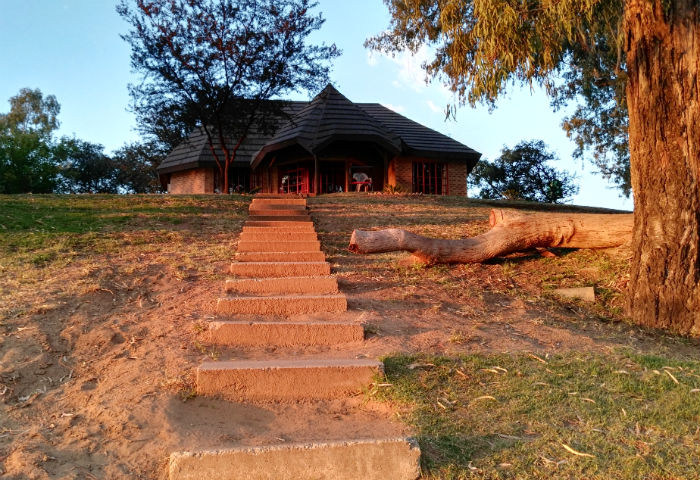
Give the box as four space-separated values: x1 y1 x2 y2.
157 85 481 195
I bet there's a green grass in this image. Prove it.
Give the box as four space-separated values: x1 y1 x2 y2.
371 352 699 479
0 194 249 263
0 194 250 319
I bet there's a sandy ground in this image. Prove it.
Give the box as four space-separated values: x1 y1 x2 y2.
1 201 697 479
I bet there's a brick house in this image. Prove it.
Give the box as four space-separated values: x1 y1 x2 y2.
157 85 481 195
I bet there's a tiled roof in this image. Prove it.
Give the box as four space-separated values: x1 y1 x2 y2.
158 85 480 174
356 103 480 160
157 102 305 174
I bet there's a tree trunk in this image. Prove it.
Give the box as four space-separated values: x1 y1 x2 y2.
625 0 699 335
349 209 633 264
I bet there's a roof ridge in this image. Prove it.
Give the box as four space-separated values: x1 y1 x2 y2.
308 85 333 149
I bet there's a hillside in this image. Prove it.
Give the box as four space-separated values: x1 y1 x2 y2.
0 194 697 479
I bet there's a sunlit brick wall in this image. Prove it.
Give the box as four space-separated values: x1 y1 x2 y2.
448 162 467 196
168 168 214 194
388 156 413 192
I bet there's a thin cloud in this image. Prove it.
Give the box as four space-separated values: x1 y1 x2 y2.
426 100 442 113
382 103 405 113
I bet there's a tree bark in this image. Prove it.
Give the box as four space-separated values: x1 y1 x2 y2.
625 0 699 335
349 209 633 264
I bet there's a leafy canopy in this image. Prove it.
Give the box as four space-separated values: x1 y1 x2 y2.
367 0 630 195
0 88 61 194
468 139 578 203
55 139 119 194
111 141 165 193
117 0 340 192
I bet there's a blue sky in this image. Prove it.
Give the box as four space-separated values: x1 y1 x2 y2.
0 0 632 210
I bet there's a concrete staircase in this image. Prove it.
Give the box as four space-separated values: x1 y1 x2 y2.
169 197 420 480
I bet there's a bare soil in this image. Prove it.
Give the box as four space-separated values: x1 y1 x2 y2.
1 194 696 479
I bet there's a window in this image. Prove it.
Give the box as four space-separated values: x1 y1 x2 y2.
412 161 448 195
279 167 309 194
228 166 251 193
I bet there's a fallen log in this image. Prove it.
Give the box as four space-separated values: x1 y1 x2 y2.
348 209 633 264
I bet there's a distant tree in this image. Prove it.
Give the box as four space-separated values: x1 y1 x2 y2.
112 141 165 193
0 88 61 193
117 0 340 193
56 138 119 193
469 140 578 204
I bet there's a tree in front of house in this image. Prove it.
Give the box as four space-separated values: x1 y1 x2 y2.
112 141 165 193
0 88 61 193
117 0 341 194
368 0 699 334
469 140 578 204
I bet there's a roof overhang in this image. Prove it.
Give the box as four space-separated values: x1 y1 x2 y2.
251 139 314 169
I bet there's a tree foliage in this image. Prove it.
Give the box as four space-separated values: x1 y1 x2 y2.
367 0 631 194
117 0 340 193
112 141 165 193
551 0 630 196
56 139 119 194
0 88 61 193
469 140 578 203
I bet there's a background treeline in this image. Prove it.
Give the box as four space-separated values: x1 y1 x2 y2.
0 88 164 194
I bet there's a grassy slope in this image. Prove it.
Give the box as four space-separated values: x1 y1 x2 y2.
1 194 697 479
310 194 699 479
0 195 248 318
375 352 698 479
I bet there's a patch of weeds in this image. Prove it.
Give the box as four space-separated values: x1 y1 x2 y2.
500 261 517 279
363 324 380 336
193 340 220 360
192 321 209 335
161 371 197 401
448 331 473 345
31 251 58 267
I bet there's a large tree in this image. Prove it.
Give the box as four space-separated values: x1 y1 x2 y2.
117 0 340 193
368 0 699 335
0 88 61 193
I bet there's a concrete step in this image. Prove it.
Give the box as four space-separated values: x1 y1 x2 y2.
247 215 313 223
169 437 420 480
216 294 347 315
208 320 363 346
235 251 326 262
242 225 316 233
249 209 310 216
251 197 308 205
239 231 318 242
245 220 314 227
229 262 330 277
196 358 382 400
236 240 321 252
249 203 306 210
224 276 338 294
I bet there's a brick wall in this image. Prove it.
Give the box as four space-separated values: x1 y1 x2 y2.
388 156 413 192
168 168 215 194
389 156 468 196
448 162 467 196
